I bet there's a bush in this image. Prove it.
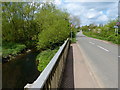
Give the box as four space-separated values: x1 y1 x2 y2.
37 4 70 50
36 48 59 72
71 38 76 43
82 19 119 44
37 23 70 50
2 42 26 58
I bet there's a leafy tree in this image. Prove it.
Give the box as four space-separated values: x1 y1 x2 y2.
37 3 70 50
2 2 41 46
82 18 119 44
2 2 71 49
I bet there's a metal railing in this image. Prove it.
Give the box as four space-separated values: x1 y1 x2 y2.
24 38 70 90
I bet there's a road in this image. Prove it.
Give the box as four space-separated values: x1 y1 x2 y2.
76 31 118 88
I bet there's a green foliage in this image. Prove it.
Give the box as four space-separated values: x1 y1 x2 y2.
37 4 70 50
82 19 119 44
2 2 41 45
70 27 78 43
36 48 59 72
2 2 71 58
2 42 26 58
71 38 76 43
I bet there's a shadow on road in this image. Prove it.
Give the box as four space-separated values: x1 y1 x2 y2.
60 46 74 89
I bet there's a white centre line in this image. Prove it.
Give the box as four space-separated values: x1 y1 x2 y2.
97 45 109 52
89 42 95 45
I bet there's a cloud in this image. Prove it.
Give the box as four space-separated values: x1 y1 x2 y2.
54 0 62 5
63 3 84 16
64 0 118 2
52 0 118 26
86 9 100 19
106 2 118 19
97 15 109 22
58 2 118 26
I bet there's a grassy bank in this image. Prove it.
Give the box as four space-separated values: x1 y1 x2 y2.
81 19 119 45
70 29 78 43
36 47 59 72
2 42 26 58
83 32 119 44
71 37 77 43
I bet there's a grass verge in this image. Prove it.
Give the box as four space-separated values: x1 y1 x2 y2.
71 38 76 43
83 32 120 44
36 47 59 72
2 42 26 58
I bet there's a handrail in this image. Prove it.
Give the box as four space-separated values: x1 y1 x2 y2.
24 38 70 89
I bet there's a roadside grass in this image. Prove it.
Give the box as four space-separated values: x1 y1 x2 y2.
36 47 59 72
71 38 77 43
83 32 120 44
0 46 2 57
2 42 26 58
70 31 77 43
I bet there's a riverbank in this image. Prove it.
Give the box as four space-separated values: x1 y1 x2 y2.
36 47 59 72
2 41 60 72
2 50 40 88
2 42 33 63
3 42 26 57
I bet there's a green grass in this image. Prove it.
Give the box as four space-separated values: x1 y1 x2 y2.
36 47 59 72
71 38 76 43
70 31 77 43
0 46 2 57
2 42 26 58
83 32 120 44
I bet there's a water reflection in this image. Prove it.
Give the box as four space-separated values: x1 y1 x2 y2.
2 50 40 88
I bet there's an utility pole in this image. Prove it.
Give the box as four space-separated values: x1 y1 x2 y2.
70 24 73 40
71 29 72 40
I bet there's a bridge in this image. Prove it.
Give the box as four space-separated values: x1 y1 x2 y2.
24 32 118 89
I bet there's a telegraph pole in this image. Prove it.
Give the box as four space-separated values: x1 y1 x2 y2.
70 24 73 40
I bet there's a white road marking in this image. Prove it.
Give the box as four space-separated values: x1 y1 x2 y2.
118 56 120 58
89 42 94 44
89 37 109 44
97 45 109 52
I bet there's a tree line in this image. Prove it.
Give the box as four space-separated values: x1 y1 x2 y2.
81 19 120 44
2 2 71 50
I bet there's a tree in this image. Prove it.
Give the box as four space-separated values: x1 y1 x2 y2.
2 2 41 46
37 3 70 50
2 2 71 48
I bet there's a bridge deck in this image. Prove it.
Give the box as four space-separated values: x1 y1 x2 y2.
60 43 100 88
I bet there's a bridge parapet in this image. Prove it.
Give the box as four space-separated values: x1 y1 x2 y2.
24 38 70 90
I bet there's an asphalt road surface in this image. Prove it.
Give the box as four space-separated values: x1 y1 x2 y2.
76 31 118 88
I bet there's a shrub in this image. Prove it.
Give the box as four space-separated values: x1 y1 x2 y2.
2 42 26 58
37 4 70 50
36 48 59 72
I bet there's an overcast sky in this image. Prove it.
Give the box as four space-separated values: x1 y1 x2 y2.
54 0 118 26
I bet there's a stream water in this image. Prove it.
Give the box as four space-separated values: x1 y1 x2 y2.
2 50 40 89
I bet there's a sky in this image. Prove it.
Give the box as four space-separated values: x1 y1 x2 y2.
53 0 119 26
3 0 119 26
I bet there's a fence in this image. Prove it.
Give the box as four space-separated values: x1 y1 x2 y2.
24 38 70 90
